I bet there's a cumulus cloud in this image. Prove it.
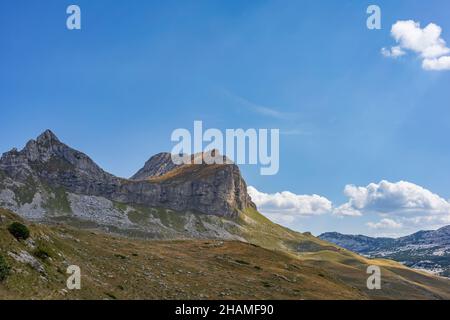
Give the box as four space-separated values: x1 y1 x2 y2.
367 218 403 230
336 180 450 216
422 56 450 70
391 20 449 58
381 46 406 58
336 180 450 233
251 180 450 234
382 20 450 70
333 203 363 217
247 186 332 223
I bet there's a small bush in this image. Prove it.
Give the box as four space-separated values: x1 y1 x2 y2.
8 222 30 240
0 255 11 282
33 246 51 260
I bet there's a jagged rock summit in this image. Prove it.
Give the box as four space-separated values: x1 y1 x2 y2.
131 152 180 180
0 130 255 222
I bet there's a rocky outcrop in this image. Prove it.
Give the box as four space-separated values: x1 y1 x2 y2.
130 152 180 180
0 130 116 183
0 130 255 218
8 250 46 275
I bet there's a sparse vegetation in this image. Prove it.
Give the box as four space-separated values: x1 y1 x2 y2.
8 222 30 240
42 186 72 214
113 202 128 212
33 245 53 260
12 177 38 206
0 255 10 282
127 206 187 231
0 207 450 300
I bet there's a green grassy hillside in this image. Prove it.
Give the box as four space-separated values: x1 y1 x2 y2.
1 208 449 300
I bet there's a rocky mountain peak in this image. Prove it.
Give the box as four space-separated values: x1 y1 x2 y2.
0 130 114 182
23 129 64 163
131 150 233 181
1 129 63 163
131 152 179 180
36 129 60 145
1 130 255 218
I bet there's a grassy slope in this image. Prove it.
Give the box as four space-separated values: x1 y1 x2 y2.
1 208 450 300
238 208 450 300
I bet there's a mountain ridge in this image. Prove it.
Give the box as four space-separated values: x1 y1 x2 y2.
320 227 450 277
0 130 254 220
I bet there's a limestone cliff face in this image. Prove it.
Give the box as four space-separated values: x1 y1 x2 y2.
0 130 255 217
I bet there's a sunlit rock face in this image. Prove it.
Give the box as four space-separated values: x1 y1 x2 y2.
0 130 255 220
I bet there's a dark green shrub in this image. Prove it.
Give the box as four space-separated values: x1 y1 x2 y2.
33 246 51 260
8 222 30 240
0 255 11 282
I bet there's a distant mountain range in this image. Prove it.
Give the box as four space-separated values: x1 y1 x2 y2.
320 227 450 277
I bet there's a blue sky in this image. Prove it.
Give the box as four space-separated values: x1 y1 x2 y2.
1 0 450 237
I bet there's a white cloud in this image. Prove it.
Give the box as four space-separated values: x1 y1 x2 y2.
367 218 403 230
247 186 332 222
333 203 363 217
337 180 450 216
250 181 450 234
422 56 450 70
391 20 449 58
382 20 450 71
381 46 406 58
336 180 450 233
